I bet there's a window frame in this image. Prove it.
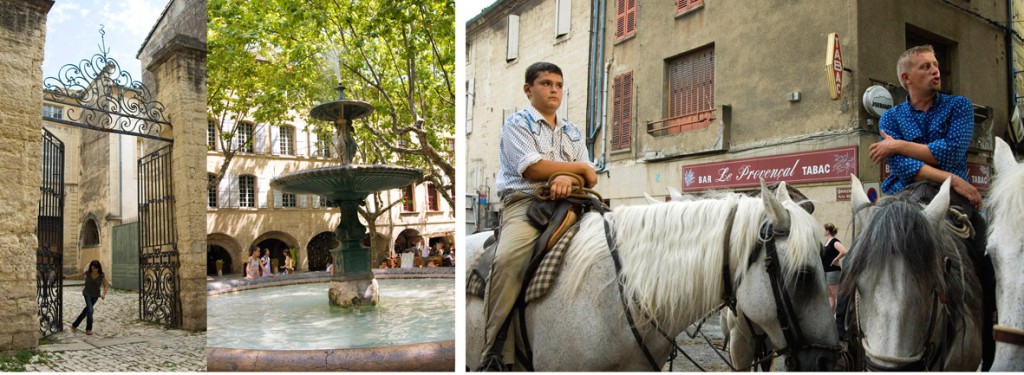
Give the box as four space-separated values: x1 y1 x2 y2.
43 104 63 120
614 0 637 42
402 184 417 212
427 183 439 211
208 174 218 208
237 122 255 154
239 175 256 208
279 125 296 156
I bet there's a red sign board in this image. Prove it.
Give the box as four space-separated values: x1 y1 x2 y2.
827 33 843 99
881 162 991 191
681 147 858 191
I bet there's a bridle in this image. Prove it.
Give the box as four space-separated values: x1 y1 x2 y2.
853 279 952 371
721 219 841 370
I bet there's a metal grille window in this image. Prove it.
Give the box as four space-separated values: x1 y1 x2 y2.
402 184 416 212
279 125 295 155
282 192 296 208
237 122 254 153
207 119 217 151
615 0 636 41
612 71 633 150
427 183 439 211
43 104 62 120
239 175 255 208
208 174 217 208
675 0 703 14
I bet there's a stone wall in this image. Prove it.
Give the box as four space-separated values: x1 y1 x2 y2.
138 0 207 332
0 0 53 352
78 125 113 276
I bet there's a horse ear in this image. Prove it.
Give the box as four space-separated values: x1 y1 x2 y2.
994 137 1016 175
851 174 870 210
667 187 685 201
644 192 660 204
775 181 794 203
923 177 951 226
761 179 791 231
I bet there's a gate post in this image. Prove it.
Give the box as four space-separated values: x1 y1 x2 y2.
0 0 54 351
137 0 207 331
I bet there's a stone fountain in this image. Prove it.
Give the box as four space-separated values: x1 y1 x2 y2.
270 84 422 309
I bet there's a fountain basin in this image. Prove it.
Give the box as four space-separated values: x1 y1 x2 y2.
310 99 375 122
270 164 423 201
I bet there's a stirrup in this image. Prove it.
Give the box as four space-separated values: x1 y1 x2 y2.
475 353 509 372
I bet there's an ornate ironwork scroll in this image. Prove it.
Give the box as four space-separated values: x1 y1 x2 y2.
37 129 64 337
42 26 172 142
138 145 181 327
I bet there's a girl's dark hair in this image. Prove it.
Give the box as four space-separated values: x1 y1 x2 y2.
525 62 563 84
88 260 104 275
824 222 838 236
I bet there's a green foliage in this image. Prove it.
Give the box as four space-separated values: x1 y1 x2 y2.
0 350 47 371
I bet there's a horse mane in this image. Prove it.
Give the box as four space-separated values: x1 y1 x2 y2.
988 153 1024 238
839 195 980 328
561 192 822 332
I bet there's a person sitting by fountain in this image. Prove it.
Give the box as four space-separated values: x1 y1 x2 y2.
280 252 295 275
326 255 335 275
245 248 260 280
260 249 274 277
478 62 598 371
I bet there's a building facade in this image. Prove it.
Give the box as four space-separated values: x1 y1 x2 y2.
206 117 454 276
467 0 1013 238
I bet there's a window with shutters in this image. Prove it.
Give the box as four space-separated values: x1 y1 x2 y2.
651 46 715 135
239 175 256 208
556 0 571 37
675 0 703 15
427 183 439 211
402 184 416 212
208 174 218 208
43 104 62 120
237 122 254 153
279 125 295 155
282 192 296 208
507 15 520 61
611 71 633 150
614 0 636 42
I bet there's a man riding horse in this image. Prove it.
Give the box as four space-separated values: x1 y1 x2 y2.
477 62 598 371
867 44 996 370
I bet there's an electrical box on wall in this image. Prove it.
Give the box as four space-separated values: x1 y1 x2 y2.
787 92 801 102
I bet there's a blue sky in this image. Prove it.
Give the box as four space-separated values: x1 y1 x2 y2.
42 0 166 84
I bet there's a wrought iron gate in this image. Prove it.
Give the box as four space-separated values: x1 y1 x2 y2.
37 129 65 337
138 145 180 327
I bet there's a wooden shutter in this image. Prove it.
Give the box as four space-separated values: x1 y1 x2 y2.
625 0 636 36
612 72 632 150
507 15 520 61
615 0 625 39
676 0 703 14
556 0 571 37
612 74 623 149
273 189 283 208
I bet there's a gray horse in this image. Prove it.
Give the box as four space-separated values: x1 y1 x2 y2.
466 182 838 371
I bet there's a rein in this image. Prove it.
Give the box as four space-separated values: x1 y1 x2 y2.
993 325 1024 347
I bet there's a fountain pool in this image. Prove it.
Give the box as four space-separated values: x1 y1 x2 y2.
207 278 454 350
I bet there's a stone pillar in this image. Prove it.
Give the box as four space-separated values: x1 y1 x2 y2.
137 0 207 331
0 0 54 351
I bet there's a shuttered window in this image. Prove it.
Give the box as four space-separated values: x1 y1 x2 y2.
427 183 439 211
239 175 256 208
556 0 571 37
208 174 217 208
237 122 254 153
612 71 633 150
675 0 703 14
279 125 295 155
668 46 714 120
507 15 520 61
402 184 416 212
614 0 636 41
207 119 218 151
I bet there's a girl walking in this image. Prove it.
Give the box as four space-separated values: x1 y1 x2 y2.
63 260 110 335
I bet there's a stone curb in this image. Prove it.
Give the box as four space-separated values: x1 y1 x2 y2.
206 340 455 371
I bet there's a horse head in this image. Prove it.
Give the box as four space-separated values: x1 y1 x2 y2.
731 181 838 371
844 176 982 371
989 137 1024 371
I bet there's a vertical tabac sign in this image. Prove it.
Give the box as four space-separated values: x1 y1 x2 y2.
827 33 843 99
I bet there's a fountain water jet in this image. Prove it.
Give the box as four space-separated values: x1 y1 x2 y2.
270 84 422 308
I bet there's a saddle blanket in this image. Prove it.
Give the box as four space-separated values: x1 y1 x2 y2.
467 222 581 304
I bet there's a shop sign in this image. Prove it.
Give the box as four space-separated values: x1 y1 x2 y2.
681 147 858 191
827 33 843 99
836 187 851 201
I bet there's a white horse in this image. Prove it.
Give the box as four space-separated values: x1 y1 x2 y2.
466 183 838 371
988 137 1024 370
843 176 982 371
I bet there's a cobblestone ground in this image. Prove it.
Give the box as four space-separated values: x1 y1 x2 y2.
666 311 733 372
24 286 206 372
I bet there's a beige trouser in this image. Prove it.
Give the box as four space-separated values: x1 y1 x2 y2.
482 194 539 359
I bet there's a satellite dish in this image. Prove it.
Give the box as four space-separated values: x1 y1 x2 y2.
862 85 894 118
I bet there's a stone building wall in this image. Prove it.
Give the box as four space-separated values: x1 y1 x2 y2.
137 0 207 332
77 125 113 276
0 0 53 352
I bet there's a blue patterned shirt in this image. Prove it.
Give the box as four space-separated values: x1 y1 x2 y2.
495 106 591 198
879 92 973 194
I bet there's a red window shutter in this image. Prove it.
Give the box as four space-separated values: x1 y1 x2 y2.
615 0 626 39
612 74 623 149
621 72 633 147
667 46 715 119
626 0 636 36
677 0 703 14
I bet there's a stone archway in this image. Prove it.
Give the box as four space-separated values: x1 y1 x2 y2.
306 232 337 272
207 245 232 276
394 228 422 254
251 231 298 276
207 233 241 274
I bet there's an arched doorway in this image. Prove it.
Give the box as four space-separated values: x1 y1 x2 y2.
207 245 232 276
394 228 422 255
306 232 337 271
253 239 289 276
